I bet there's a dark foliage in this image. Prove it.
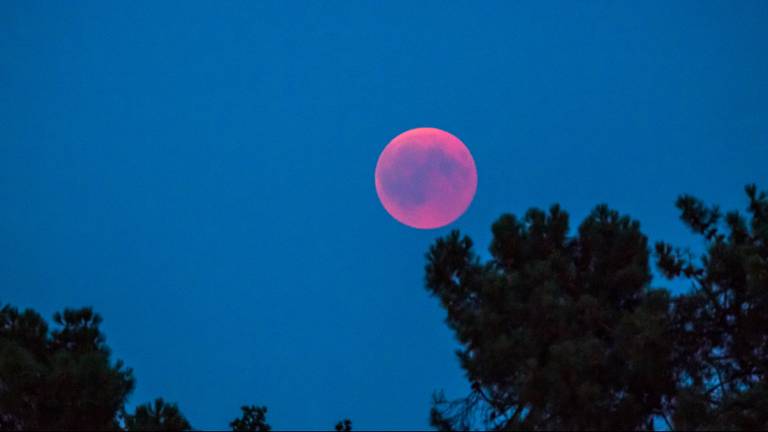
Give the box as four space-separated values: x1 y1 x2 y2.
426 205 676 430
656 185 768 430
0 305 350 430
2 185 764 431
0 306 134 430
426 185 768 430
230 405 271 431
0 306 193 431
335 418 352 431
123 398 191 431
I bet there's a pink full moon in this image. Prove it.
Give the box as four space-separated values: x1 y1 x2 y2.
375 127 478 229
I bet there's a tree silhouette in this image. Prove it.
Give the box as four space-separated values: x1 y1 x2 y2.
425 185 768 430
335 418 352 431
656 184 768 430
2 185 765 430
123 398 192 431
425 205 676 430
0 306 134 430
230 405 271 431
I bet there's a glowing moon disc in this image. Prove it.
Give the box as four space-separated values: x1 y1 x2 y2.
375 127 477 229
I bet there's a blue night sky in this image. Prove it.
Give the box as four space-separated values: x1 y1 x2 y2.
2 1 767 429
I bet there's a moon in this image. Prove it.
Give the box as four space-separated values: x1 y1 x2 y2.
375 127 478 229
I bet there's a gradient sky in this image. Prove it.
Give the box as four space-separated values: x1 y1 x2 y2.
2 1 767 430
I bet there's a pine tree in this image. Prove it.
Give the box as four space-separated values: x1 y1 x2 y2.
123 398 192 431
0 306 135 430
425 205 676 430
335 418 352 431
656 185 768 430
230 405 271 431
